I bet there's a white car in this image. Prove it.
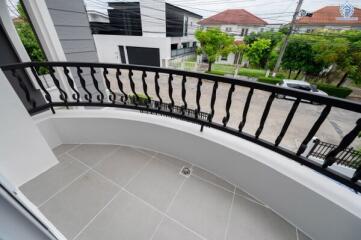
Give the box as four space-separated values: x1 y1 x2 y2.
276 80 328 100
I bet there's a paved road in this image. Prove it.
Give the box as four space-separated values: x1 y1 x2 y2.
108 70 361 152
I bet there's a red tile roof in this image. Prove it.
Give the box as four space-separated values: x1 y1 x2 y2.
199 9 267 26
296 6 361 26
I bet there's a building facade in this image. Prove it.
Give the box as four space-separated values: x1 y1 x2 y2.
88 0 202 67
295 6 361 33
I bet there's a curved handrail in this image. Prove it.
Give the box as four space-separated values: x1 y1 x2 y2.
1 61 361 192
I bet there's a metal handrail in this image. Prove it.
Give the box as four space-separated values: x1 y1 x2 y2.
2 61 361 192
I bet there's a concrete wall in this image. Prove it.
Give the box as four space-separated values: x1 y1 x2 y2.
93 34 171 64
140 0 166 37
35 109 361 240
0 70 58 187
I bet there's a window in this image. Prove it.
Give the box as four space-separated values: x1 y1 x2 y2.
225 27 232 32
260 28 264 32
244 28 249 36
221 54 228 61
270 28 274 32
241 28 245 36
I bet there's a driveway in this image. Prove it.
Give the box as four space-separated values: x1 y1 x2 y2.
107 70 361 152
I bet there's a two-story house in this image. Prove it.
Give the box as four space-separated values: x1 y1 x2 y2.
88 0 202 67
295 6 361 33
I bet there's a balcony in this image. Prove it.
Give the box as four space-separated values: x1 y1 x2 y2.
1 62 361 240
171 47 196 58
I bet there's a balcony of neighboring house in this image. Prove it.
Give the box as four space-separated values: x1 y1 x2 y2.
1 60 361 240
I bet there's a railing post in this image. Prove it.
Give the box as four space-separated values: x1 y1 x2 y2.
304 137 320 158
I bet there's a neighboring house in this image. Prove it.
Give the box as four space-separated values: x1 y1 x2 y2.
198 9 269 39
88 0 202 67
295 6 361 33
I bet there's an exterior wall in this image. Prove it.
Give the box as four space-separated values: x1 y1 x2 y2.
93 34 171 65
0 70 58 187
45 0 98 62
36 109 361 240
140 0 166 37
295 25 361 33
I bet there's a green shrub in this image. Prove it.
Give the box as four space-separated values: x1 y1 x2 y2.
239 68 265 78
316 84 352 98
207 70 225 76
128 93 151 105
257 77 282 85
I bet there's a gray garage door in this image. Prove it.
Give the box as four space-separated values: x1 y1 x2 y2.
126 46 160 67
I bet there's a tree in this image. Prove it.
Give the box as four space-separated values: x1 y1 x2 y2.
281 35 325 80
245 39 272 68
195 28 234 72
232 42 247 77
15 3 47 73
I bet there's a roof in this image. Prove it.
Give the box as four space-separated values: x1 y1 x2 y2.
199 9 268 26
296 6 361 26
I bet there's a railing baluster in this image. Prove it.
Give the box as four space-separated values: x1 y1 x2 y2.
12 69 37 109
116 68 127 104
297 105 332 156
208 81 218 122
77 67 92 103
181 75 187 115
103 68 116 103
91 67 104 103
239 88 254 132
48 66 68 108
63 67 80 103
275 98 300 146
195 78 202 119
30 67 54 113
141 71 151 108
255 92 275 139
168 74 174 112
323 119 361 168
222 83 235 127
129 69 138 106
154 72 162 109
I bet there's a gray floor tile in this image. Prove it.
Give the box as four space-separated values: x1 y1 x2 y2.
298 230 312 240
133 147 157 157
94 146 152 186
53 144 79 156
155 153 191 168
126 156 187 211
152 217 203 240
168 176 233 240
192 166 234 192
75 190 162 240
20 154 88 206
227 195 297 240
40 171 119 239
235 187 264 205
68 144 118 167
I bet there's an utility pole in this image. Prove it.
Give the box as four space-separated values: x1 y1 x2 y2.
272 0 304 77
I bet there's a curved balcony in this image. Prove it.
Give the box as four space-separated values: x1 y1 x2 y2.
1 62 361 240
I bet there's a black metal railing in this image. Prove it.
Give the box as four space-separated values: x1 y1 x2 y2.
308 139 361 170
1 61 361 192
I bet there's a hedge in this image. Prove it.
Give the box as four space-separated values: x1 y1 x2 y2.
207 70 225 76
128 93 151 105
257 77 282 85
316 84 352 99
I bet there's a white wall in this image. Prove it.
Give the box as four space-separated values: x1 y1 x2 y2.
93 34 171 64
140 0 166 37
0 70 58 187
35 108 361 240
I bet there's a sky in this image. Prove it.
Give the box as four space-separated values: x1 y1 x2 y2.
84 0 361 23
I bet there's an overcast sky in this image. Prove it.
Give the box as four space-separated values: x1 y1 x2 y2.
85 0 361 23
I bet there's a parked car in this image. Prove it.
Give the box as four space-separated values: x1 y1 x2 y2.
276 80 328 103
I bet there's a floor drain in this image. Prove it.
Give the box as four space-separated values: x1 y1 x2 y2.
180 166 191 177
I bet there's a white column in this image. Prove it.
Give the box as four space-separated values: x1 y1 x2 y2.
0 70 58 187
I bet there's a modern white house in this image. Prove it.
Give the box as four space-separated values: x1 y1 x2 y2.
1 1 361 240
295 6 361 33
88 0 202 67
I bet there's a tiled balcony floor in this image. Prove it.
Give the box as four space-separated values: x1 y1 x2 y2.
20 144 311 240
